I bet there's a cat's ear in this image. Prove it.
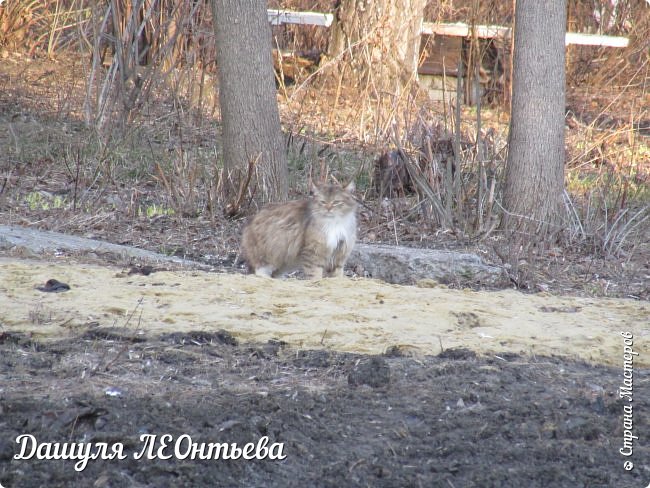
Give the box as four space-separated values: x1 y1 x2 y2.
309 181 321 197
345 181 356 193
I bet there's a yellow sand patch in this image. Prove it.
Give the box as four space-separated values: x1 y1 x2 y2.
1 257 648 366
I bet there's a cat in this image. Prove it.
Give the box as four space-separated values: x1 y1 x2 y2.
240 182 357 279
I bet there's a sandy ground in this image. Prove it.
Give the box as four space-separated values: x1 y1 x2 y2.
2 257 648 366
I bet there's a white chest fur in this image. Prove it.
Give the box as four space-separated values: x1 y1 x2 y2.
321 212 357 252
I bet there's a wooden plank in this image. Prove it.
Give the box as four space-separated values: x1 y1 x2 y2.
564 32 629 47
421 22 510 39
421 21 629 48
267 9 333 27
264 11 628 48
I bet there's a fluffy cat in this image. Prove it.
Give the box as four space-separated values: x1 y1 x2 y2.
241 182 357 279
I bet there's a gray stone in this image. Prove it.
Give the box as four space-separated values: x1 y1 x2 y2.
0 225 503 286
348 243 502 285
0 224 202 267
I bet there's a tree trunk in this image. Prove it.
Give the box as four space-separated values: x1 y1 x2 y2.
211 0 288 212
501 0 567 244
328 0 426 97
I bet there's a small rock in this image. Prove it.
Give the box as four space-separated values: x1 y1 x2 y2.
105 387 123 397
36 278 70 292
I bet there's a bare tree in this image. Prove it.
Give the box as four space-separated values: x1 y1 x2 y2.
328 0 427 102
211 0 288 212
501 0 567 244
329 0 427 79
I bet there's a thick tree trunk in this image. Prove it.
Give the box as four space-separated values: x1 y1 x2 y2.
502 0 567 243
328 0 426 94
211 0 288 212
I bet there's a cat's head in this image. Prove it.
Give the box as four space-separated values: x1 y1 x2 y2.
309 181 357 218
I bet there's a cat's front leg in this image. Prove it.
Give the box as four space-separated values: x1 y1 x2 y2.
303 266 324 280
325 266 344 278
326 241 351 278
299 244 326 280
254 265 274 277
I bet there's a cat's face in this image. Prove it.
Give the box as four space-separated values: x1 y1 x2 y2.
310 182 357 218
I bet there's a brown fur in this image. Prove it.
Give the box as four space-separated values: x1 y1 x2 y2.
240 182 357 279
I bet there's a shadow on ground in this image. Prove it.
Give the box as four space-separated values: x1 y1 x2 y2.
0 331 648 487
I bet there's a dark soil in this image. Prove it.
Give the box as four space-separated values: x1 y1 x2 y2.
1 331 648 487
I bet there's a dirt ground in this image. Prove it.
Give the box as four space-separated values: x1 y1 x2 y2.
0 253 649 487
0 322 648 487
